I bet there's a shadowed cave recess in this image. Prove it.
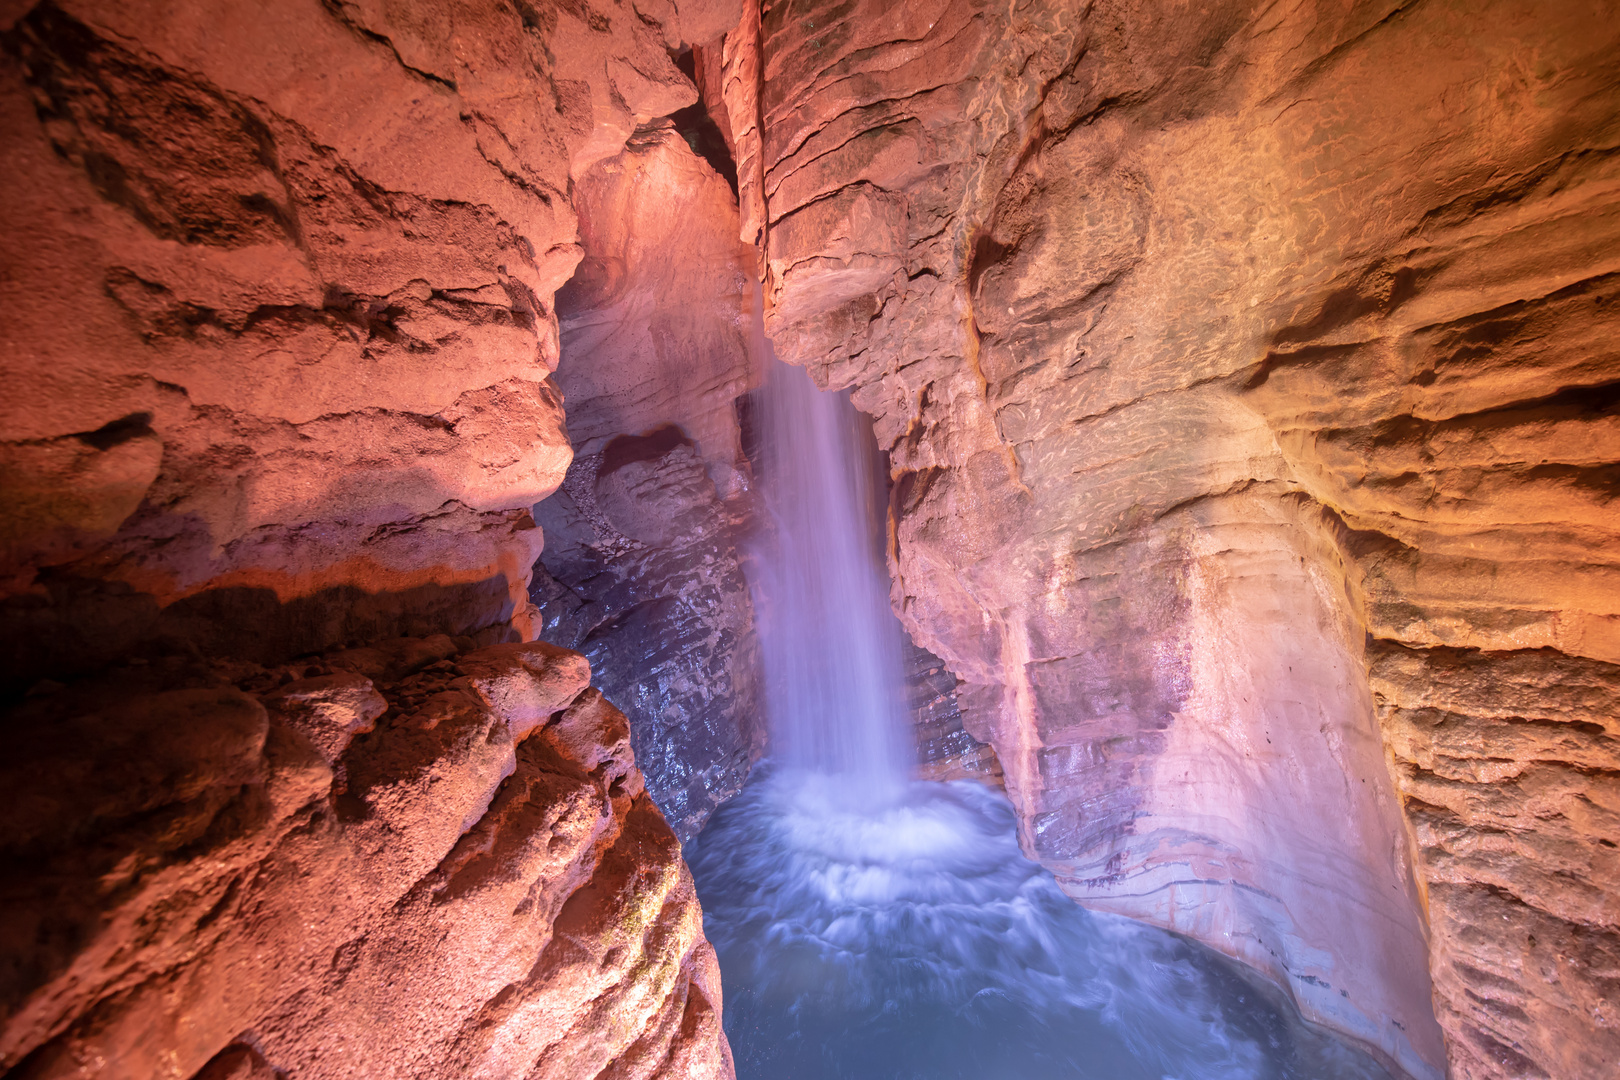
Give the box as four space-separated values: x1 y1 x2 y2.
1 3 1616 1080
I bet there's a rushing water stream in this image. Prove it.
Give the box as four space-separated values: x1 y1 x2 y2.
688 354 1395 1079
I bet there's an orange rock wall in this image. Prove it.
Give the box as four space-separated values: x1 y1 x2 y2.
0 0 728 681
556 122 757 491
1 1 741 1077
727 1 1620 1077
1 636 732 1079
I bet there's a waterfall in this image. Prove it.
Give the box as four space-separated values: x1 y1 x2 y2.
750 352 906 789
690 309 1396 1080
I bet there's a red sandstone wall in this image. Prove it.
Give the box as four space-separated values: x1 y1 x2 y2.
0 1 741 1076
1 637 731 1079
723 1 1620 1077
0 0 728 680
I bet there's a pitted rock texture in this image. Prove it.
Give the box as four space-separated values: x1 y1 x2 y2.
1 2 741 1077
533 430 763 842
0 0 736 687
1371 644 1620 1079
535 110 764 840
0 635 734 1080
723 0 1620 1076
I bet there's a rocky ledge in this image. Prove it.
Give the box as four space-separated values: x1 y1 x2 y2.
1 634 732 1080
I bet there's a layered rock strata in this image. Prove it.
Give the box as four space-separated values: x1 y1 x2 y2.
1 1 742 1076
533 117 764 840
551 120 758 497
532 429 762 841
1 635 732 1079
905 636 1000 786
1371 644 1619 1079
0 0 722 685
719 0 1620 1076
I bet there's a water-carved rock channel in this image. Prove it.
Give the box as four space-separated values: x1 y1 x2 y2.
2 3 1616 1080
687 357 1396 1079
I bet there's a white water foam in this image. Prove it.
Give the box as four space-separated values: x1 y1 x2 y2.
698 340 1392 1078
689 768 1393 1080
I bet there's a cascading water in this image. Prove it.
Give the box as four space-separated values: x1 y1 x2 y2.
687 347 1394 1079
746 353 907 790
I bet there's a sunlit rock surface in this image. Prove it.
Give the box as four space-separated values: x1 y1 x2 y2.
551 119 758 497
1371 643 1620 1080
532 114 765 840
716 1 1620 1076
0 635 732 1079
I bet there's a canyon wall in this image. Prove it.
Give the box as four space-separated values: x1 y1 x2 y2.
531 119 765 840
5 0 1615 1076
0 0 727 681
1 0 740 1075
727 1 1620 1077
2 636 730 1080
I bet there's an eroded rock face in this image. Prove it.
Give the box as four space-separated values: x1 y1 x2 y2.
533 430 763 841
0 635 732 1079
533 115 765 839
0 0 726 685
905 635 1000 786
552 120 758 494
6 0 1614 1076
722 0 1620 1076
1371 644 1620 1080
1 1 739 1076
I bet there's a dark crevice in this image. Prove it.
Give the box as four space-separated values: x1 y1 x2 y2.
735 391 763 471
667 47 738 196
600 425 693 477
1452 377 1620 424
1268 264 1430 350
469 114 556 206
967 231 1011 298
1309 377 1620 457
73 412 154 451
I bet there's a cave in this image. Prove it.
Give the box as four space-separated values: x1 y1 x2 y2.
1 2 1615 1079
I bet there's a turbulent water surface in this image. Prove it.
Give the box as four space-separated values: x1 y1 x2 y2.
689 769 1396 1080
705 349 1395 1078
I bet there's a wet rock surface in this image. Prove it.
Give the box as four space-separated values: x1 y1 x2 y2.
904 636 1000 787
716 0 1620 1076
0 634 733 1079
533 432 763 842
533 109 766 842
